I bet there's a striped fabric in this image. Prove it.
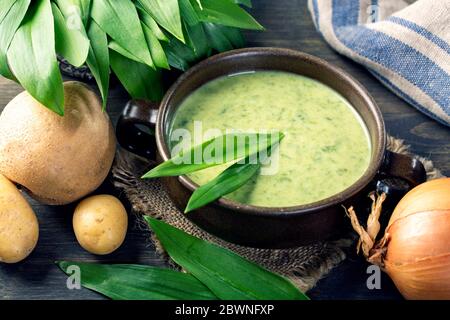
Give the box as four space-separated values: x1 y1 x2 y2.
308 0 450 127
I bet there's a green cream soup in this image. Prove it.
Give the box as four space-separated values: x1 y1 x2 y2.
170 71 371 207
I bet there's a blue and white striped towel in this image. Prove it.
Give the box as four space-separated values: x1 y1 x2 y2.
308 0 450 127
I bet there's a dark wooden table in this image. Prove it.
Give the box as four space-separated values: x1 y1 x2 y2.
0 0 449 300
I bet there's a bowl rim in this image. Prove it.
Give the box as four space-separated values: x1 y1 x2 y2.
156 47 386 216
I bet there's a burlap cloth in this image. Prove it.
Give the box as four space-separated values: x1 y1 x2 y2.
111 136 443 292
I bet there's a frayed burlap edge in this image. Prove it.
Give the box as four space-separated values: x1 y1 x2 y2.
111 135 443 292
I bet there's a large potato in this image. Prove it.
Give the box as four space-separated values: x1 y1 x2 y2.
0 174 39 263
73 195 128 255
0 81 116 205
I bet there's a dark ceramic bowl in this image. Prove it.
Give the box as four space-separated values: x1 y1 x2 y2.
117 48 426 248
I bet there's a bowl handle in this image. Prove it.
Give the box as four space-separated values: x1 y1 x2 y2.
376 151 427 198
380 151 426 186
116 99 159 159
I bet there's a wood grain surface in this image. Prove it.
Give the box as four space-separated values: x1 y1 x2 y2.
0 0 448 300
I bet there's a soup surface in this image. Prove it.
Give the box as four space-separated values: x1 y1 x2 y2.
170 71 371 207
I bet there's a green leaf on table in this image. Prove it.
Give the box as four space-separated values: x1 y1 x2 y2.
0 0 31 80
110 50 163 101
57 261 217 300
91 0 153 68
179 0 201 26
55 0 92 28
185 161 260 213
142 132 284 179
86 19 109 110
7 0 64 115
192 0 263 30
142 23 169 69
137 0 184 43
145 217 309 300
52 3 89 67
137 5 168 42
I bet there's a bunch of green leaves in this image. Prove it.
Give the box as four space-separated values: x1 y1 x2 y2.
58 217 309 300
0 0 262 115
142 132 284 212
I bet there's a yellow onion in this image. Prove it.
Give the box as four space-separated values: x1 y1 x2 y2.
347 178 450 300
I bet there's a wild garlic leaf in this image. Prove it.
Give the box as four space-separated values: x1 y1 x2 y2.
183 21 209 58
192 0 263 30
0 0 31 80
110 50 163 101
142 132 224 178
184 132 284 212
57 261 217 300
86 19 109 110
91 0 154 68
213 24 245 48
145 217 309 300
194 0 203 10
233 0 253 8
142 23 170 69
185 161 260 213
52 3 89 67
162 35 196 71
179 0 201 26
137 0 184 43
203 22 233 52
164 47 190 71
108 41 144 64
142 132 284 179
0 0 18 24
55 0 92 28
136 4 169 42
7 0 64 115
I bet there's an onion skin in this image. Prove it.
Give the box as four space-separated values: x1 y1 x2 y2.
389 178 450 227
382 178 450 300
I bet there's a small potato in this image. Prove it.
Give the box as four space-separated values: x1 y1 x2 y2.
0 174 39 263
73 195 128 255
